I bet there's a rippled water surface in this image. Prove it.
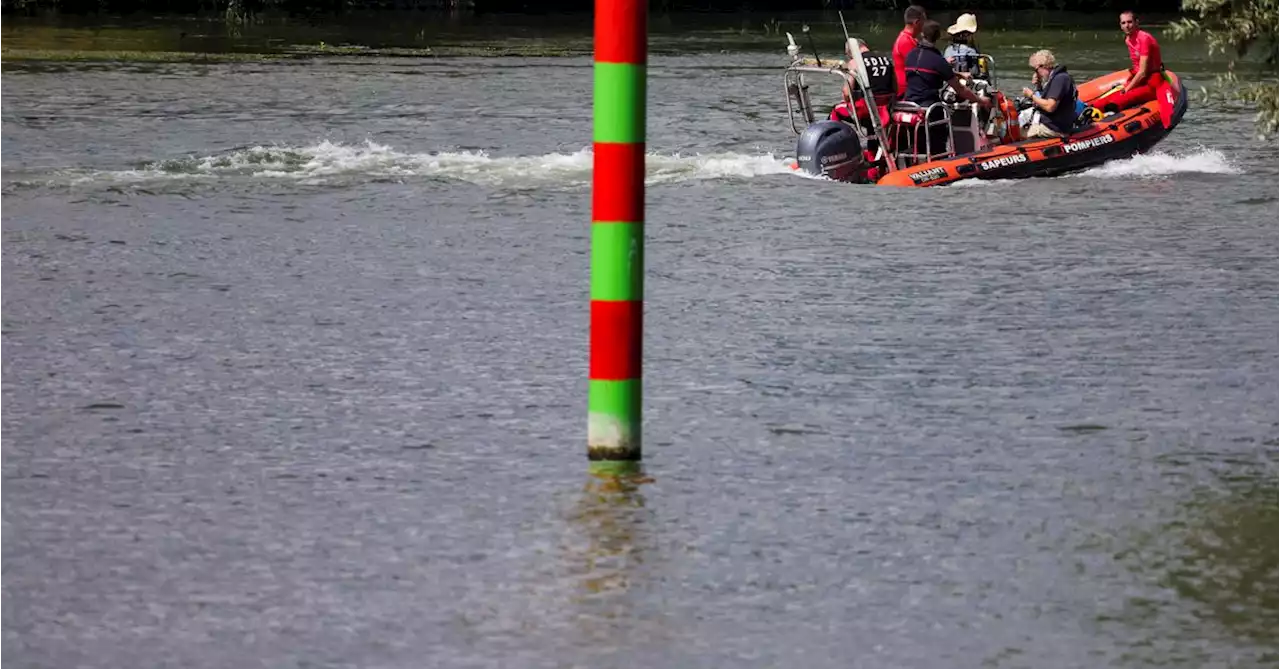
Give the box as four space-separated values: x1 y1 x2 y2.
3 17 1277 669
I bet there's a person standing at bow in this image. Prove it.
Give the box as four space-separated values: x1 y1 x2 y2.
893 5 928 99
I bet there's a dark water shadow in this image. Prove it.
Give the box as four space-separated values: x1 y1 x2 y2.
1158 475 1277 645
1108 465 1278 667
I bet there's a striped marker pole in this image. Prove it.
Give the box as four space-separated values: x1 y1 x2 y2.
588 0 646 471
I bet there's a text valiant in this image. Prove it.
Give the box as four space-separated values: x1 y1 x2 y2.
909 167 948 184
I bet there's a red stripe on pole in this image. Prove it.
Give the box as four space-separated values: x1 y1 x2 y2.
594 0 647 64
589 299 643 380
592 142 645 223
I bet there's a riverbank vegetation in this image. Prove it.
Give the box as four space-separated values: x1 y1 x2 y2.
3 0 1273 129
0 0 1199 14
1170 0 1277 133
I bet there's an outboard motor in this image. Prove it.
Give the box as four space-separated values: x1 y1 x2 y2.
795 120 868 183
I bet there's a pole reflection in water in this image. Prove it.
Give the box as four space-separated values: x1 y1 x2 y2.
563 466 661 645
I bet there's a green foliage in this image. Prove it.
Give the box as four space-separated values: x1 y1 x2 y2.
1170 0 1279 133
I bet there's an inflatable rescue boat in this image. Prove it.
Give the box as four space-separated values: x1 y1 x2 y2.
783 35 1188 188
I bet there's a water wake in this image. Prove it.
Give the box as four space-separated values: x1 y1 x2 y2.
21 140 795 190
9 143 1236 192
945 148 1240 188
1076 148 1241 178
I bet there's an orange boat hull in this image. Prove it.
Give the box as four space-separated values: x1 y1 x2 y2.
876 70 1187 188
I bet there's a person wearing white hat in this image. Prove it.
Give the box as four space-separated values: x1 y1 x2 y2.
944 13 980 77
947 12 978 35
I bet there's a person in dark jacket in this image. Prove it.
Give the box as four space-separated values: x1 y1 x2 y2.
902 20 990 156
1020 50 1077 138
904 21 988 109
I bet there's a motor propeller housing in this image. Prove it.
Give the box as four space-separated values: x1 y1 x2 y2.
795 120 869 183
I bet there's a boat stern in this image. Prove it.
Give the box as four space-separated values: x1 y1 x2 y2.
796 120 871 183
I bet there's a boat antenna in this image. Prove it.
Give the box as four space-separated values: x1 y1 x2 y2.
838 11 851 43
801 24 822 66
785 32 801 61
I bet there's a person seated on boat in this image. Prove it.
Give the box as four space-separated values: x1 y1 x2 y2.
830 41 897 135
1018 66 1088 128
944 14 981 78
893 5 928 100
1020 50 1078 138
1095 11 1167 112
900 20 990 156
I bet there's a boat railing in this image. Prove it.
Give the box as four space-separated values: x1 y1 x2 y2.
948 100 990 154
783 61 897 174
889 101 957 168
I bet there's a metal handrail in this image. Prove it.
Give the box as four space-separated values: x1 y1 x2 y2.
783 62 897 174
889 101 957 168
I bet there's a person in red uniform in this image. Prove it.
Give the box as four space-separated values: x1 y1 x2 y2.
892 5 928 99
830 40 896 133
828 41 898 180
1098 11 1173 125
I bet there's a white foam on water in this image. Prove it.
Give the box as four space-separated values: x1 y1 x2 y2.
644 152 797 183
39 140 797 189
938 148 1241 187
943 178 996 188
1075 148 1241 179
31 142 1238 191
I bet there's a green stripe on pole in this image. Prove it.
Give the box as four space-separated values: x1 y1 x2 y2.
588 379 641 459
593 62 646 144
590 222 644 301
589 378 641 419
589 460 643 477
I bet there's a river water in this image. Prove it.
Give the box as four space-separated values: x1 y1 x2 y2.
3 14 1277 669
